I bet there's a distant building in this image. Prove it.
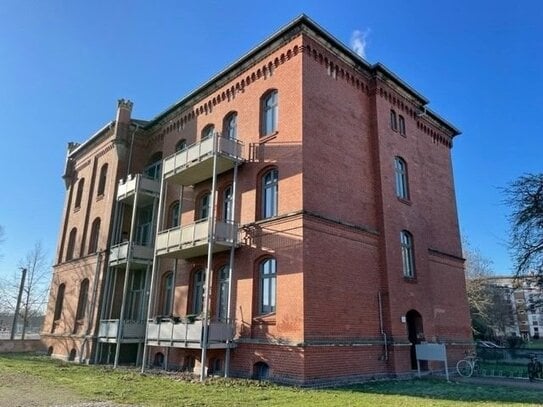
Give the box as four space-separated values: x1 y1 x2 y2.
41 15 472 384
484 276 543 340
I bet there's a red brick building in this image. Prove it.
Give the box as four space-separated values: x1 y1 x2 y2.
42 15 472 385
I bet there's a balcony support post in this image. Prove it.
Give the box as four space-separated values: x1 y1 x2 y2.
114 176 140 368
224 161 239 377
141 175 166 373
200 134 219 381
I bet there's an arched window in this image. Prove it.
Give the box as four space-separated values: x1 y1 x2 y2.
390 109 398 131
74 178 85 209
144 152 162 180
75 279 89 321
162 272 174 315
261 169 278 219
217 266 230 321
223 186 233 222
66 227 77 261
97 163 108 196
47 346 54 356
223 112 237 140
394 157 409 200
253 361 270 380
88 218 101 254
68 349 77 361
175 139 187 152
401 231 415 278
259 258 276 314
261 90 278 137
153 352 165 368
198 192 211 220
191 269 205 314
202 124 215 140
53 283 65 322
169 201 180 228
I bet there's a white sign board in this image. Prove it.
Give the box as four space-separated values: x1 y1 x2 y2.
415 343 449 381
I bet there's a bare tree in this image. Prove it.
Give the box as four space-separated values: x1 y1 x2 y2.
0 241 50 338
504 173 543 283
463 238 515 340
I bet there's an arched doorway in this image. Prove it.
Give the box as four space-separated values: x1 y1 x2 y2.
406 309 424 369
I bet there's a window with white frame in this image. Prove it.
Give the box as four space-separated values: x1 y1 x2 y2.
261 90 278 137
198 193 211 220
192 269 204 314
394 157 409 200
261 169 278 219
400 230 415 278
223 112 237 140
259 258 277 314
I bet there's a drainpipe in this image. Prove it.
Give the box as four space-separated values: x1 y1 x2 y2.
200 133 219 381
141 175 166 373
378 291 388 361
84 250 103 364
114 176 140 367
224 162 239 377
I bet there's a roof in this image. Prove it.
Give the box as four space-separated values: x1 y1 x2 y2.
145 14 460 136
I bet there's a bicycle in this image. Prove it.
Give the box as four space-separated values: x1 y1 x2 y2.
456 353 480 377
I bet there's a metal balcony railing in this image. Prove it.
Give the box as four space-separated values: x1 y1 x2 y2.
117 174 160 205
155 219 238 259
109 242 153 267
98 319 146 343
162 134 243 186
146 318 234 349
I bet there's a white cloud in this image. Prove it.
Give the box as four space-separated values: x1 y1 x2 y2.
350 29 370 59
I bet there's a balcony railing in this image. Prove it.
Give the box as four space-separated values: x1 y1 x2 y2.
162 135 243 186
155 219 238 259
146 318 234 349
117 174 160 205
98 319 145 343
109 242 153 268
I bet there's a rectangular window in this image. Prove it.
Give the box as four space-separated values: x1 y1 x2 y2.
390 109 398 131
398 115 406 135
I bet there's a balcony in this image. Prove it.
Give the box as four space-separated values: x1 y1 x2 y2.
162 135 243 186
98 320 145 343
117 174 160 206
155 219 238 259
146 318 234 349
109 242 153 268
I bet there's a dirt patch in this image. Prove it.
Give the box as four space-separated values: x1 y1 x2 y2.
0 372 126 406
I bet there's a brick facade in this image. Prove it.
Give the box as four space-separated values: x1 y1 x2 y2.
43 15 472 385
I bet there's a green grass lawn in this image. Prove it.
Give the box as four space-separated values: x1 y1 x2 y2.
1 354 542 406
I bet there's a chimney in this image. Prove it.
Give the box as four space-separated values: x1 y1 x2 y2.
113 99 134 161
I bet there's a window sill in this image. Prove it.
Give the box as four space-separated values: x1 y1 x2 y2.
96 194 104 202
403 276 418 284
397 197 412 206
259 131 278 144
253 313 276 325
73 206 81 213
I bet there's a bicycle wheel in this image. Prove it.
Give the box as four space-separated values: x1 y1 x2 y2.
456 359 473 377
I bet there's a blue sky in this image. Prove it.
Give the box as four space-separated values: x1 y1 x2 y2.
0 1 541 279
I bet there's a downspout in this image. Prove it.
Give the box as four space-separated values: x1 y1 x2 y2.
85 250 103 363
200 133 219 381
224 162 239 377
114 176 140 367
378 291 388 361
141 174 166 373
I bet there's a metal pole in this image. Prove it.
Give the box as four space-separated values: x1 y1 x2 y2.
10 268 26 340
224 162 239 377
200 133 218 381
141 175 166 373
114 177 140 368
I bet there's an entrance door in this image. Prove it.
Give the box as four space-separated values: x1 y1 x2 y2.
406 309 424 369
